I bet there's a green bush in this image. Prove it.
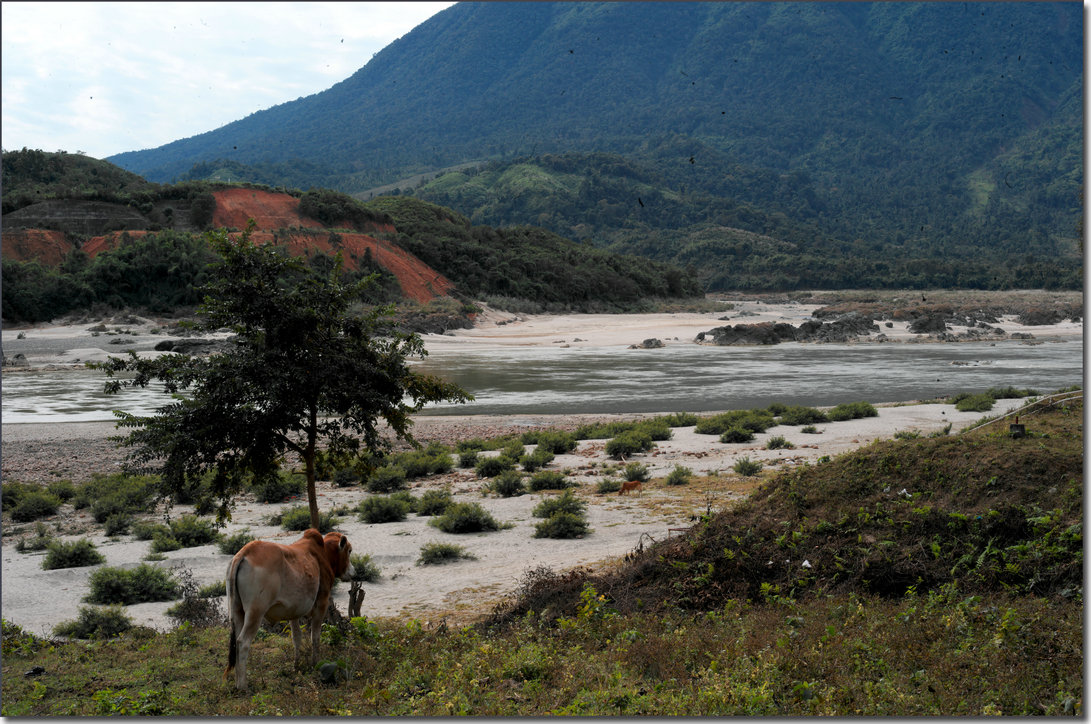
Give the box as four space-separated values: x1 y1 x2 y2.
250 472 305 503
417 542 477 565
367 465 408 493
766 436 795 450
521 448 555 472
695 410 776 435
527 470 572 492
10 491 62 522
800 425 821 434
777 405 828 425
199 581 227 598
15 522 54 552
954 393 996 412
165 515 220 548
458 450 479 468
429 502 504 534
332 469 359 487
218 530 254 555
595 478 623 494
662 412 699 427
827 401 879 421
276 506 340 533
86 563 180 605
623 462 650 483
634 420 673 441
2 481 37 511
42 538 105 570
605 430 653 458
574 420 636 440
475 455 515 478
46 480 76 502
532 490 586 518
986 386 1038 399
533 512 591 539
415 489 454 516
357 495 412 524
132 521 170 541
150 534 183 553
665 465 693 486
349 553 382 582
719 427 754 444
53 605 133 639
533 430 578 454
487 470 526 498
103 513 133 536
733 456 763 477
72 474 156 523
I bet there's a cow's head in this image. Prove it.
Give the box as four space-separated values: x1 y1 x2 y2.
324 531 355 582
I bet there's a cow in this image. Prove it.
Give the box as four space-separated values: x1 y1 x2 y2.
618 480 643 495
224 528 355 691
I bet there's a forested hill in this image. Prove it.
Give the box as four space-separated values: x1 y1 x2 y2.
103 2 1082 291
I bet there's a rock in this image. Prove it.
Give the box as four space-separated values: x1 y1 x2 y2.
629 338 664 349
908 314 948 334
4 353 29 367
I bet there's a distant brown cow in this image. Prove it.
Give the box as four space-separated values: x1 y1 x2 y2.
224 529 355 690
619 480 643 495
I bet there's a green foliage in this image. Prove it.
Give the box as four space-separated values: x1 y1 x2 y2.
417 542 477 566
696 410 777 436
429 502 504 534
486 470 526 498
532 490 586 519
605 430 654 459
250 472 305 503
733 457 763 477
15 522 54 552
531 431 578 454
42 539 105 570
275 506 340 533
986 386 1038 399
953 393 996 412
596 478 623 494
719 427 755 444
475 455 515 479
826 401 879 422
665 465 694 486
198 581 227 598
534 512 591 539
347 553 381 582
415 489 454 516
103 514 133 536
357 495 412 524
527 470 572 492
86 563 180 605
367 465 408 493
777 406 828 426
766 436 795 450
71 473 156 524
623 462 650 483
520 448 555 473
52 605 133 640
9 491 62 523
298 188 392 230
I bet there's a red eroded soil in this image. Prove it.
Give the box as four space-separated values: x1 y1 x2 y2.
240 230 455 304
81 230 153 258
1 229 74 266
211 188 324 230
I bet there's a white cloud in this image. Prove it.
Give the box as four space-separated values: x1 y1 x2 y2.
1 1 454 158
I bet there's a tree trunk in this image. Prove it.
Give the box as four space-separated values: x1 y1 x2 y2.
306 403 320 530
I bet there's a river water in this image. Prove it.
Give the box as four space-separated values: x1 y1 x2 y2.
2 339 1082 423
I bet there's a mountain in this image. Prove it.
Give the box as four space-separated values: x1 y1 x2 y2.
103 2 1082 290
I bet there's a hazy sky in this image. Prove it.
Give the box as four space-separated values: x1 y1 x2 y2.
1 1 456 159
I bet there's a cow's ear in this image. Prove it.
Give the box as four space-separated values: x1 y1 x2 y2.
339 535 349 551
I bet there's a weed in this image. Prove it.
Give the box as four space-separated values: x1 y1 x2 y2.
766 436 795 450
623 462 650 483
665 465 694 486
734 457 763 476
417 542 477 565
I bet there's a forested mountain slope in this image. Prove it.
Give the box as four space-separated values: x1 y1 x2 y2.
104 2 1082 291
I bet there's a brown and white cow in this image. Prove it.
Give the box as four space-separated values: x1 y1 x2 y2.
224 528 355 690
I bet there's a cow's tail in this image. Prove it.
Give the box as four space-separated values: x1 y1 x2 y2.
224 558 242 678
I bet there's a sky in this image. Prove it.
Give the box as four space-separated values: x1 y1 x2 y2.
1 1 456 160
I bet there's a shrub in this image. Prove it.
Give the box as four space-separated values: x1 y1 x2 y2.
367 465 408 493
357 495 411 524
429 502 504 534
417 542 477 565
662 411 699 427
986 386 1038 399
487 470 526 498
719 427 754 444
623 462 650 483
800 425 821 434
86 563 180 605
73 474 156 523
165 515 220 548
349 553 382 582
634 420 672 441
415 489 454 516
458 450 479 468
332 469 359 487
777 405 828 425
46 480 76 502
103 513 133 536
954 393 996 412
218 530 254 555
521 448 555 472
827 401 879 421
527 470 571 492
10 491 62 522
605 430 653 459
733 456 763 477
53 605 133 639
250 472 305 503
2 481 37 510
665 465 693 486
42 538 106 570
595 478 623 494
533 430 578 454
133 521 170 541
276 506 340 533
15 522 54 552
475 455 515 479
766 435 795 450
199 581 227 598
575 421 636 440
533 512 591 539
150 533 182 553
164 567 225 628
532 489 586 518
695 410 776 435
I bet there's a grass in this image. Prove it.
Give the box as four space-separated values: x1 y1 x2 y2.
0 395 1082 716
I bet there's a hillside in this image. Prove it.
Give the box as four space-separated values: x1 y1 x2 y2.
101 2 1082 290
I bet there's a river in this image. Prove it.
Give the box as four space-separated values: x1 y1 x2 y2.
1 339 1082 423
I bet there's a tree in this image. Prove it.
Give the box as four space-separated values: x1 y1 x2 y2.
95 221 470 527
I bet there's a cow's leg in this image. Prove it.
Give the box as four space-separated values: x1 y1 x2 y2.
308 604 327 667
235 610 263 691
290 619 303 667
